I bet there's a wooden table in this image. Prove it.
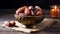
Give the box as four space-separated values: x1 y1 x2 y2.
0 9 60 34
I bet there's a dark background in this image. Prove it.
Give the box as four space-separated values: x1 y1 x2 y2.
0 0 60 9
0 0 60 14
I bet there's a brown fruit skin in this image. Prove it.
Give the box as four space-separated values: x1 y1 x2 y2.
35 6 41 10
31 11 35 16
35 6 43 16
16 6 27 15
36 10 43 16
19 13 26 16
4 21 15 27
24 7 30 15
35 6 42 12
28 6 34 11
9 21 15 27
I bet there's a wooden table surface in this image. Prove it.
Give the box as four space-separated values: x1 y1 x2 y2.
0 9 60 34
0 14 60 34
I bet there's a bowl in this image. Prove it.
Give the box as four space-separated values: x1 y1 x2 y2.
14 14 44 28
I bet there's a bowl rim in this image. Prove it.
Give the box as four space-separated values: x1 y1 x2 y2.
14 14 44 17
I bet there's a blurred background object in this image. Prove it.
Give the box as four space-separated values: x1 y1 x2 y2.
50 5 60 19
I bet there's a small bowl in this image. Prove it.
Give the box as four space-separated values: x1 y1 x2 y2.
14 14 44 28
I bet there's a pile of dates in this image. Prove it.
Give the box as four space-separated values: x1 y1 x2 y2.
16 6 43 16
4 6 43 27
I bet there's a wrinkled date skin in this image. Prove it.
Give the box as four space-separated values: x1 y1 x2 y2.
16 6 27 15
16 6 43 16
19 13 26 16
4 21 15 27
36 10 43 16
24 7 30 15
28 6 34 11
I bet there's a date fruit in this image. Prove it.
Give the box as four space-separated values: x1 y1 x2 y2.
19 13 26 16
16 6 27 15
16 6 43 16
36 11 43 16
4 21 15 27
35 6 41 11
35 6 43 16
28 6 33 11
24 7 30 15
31 11 35 16
9 21 15 27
